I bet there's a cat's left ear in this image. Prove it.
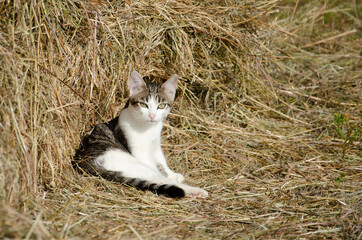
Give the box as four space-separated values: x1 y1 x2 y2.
161 74 178 100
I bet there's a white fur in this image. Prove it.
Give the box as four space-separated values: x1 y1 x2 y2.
94 72 208 198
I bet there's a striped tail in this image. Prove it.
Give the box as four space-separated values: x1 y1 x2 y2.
98 170 185 198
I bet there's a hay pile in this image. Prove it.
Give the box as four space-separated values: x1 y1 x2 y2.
1 0 360 239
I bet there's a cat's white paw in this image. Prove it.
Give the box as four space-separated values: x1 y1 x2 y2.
185 187 208 198
168 173 184 183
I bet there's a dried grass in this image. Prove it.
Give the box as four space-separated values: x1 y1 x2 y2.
0 0 361 239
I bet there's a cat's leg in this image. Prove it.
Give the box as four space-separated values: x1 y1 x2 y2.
96 149 208 198
152 152 208 197
175 182 208 198
154 147 184 183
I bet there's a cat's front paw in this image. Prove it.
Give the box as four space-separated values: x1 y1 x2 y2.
168 173 184 183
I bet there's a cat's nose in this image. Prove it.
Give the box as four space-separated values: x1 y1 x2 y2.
149 113 156 120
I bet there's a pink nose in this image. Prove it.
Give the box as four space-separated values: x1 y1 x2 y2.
149 113 156 120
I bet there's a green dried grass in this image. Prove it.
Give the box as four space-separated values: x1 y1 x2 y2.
1 0 361 239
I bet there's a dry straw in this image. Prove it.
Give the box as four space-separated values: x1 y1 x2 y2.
0 0 360 239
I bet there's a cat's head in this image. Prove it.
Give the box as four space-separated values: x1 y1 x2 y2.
126 70 178 124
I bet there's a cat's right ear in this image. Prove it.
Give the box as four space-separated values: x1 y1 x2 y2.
129 70 146 97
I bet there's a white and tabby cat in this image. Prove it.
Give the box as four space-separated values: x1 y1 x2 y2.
73 71 208 198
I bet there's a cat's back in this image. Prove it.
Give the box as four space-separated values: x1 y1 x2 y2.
74 116 129 163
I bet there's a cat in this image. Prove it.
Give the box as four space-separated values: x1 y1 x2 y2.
73 71 208 198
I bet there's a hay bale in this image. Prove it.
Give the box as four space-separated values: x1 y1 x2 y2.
0 0 360 239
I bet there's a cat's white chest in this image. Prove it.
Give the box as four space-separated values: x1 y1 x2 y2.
128 129 160 165
119 114 162 163
127 127 160 147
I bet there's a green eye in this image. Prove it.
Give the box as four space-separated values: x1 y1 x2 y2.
139 102 148 108
158 103 167 109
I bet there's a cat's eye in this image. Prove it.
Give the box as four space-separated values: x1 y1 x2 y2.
158 103 167 109
138 102 148 108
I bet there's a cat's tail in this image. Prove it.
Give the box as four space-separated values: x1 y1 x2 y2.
72 160 207 198
97 170 186 198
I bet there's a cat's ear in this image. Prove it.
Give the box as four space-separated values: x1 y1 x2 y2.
129 70 146 97
162 74 178 100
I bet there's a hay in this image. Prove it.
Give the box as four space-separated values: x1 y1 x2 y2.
1 0 361 239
